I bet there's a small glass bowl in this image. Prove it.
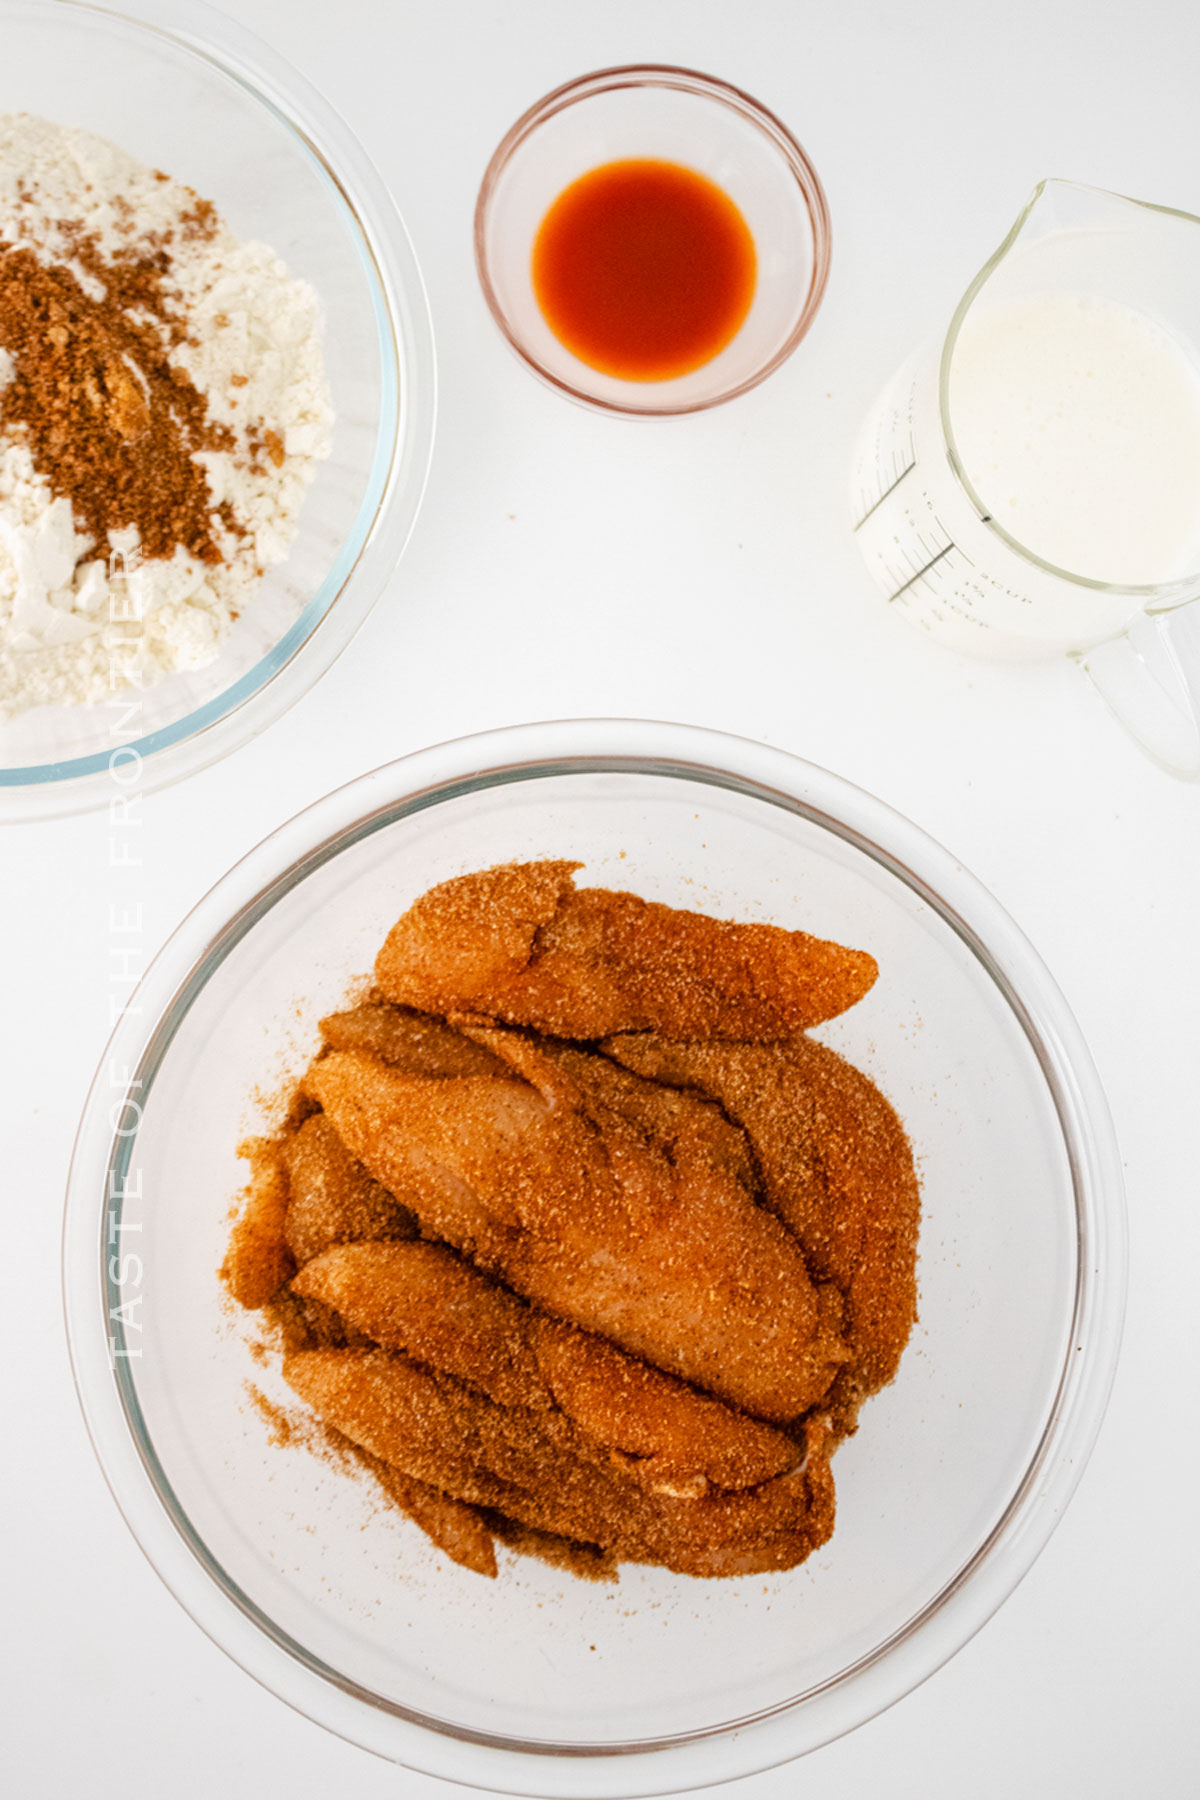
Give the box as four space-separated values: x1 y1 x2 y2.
64 719 1126 1795
474 66 831 417
0 0 435 821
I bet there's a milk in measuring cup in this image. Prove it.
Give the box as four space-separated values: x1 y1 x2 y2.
949 294 1200 585
852 205 1200 658
853 180 1200 772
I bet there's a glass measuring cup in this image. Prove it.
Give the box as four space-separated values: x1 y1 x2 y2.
851 180 1200 778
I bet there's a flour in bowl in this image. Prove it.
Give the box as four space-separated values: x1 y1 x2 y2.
0 113 333 718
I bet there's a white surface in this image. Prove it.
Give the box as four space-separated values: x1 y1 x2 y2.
3 0 1198 1795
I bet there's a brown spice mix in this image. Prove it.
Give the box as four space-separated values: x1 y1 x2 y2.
0 233 235 563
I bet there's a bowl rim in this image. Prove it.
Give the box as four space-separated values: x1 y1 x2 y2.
473 64 832 418
63 718 1127 1795
0 0 436 821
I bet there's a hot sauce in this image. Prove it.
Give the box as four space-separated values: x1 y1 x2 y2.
531 158 757 382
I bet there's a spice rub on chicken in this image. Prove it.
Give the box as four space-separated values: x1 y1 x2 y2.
603 1033 921 1433
223 860 919 1583
304 1047 847 1421
374 859 878 1039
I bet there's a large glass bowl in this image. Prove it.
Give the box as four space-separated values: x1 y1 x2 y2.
0 0 435 820
63 720 1126 1795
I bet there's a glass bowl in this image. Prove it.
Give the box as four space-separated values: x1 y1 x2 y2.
0 0 435 821
64 720 1126 1796
474 67 831 416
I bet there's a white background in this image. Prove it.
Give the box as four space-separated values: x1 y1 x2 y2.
5 0 1200 1795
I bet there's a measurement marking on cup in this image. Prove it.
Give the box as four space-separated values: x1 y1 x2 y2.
887 543 954 602
853 460 916 531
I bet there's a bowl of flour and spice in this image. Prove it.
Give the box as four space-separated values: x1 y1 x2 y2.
0 0 434 818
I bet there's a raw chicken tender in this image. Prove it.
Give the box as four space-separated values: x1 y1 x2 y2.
282 1113 417 1265
604 1032 920 1424
305 1046 847 1420
295 1240 802 1493
374 860 878 1040
284 1348 836 1579
320 1002 516 1079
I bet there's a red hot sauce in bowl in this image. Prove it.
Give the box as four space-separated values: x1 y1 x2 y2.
531 158 757 382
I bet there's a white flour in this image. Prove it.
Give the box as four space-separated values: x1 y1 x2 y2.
0 113 333 717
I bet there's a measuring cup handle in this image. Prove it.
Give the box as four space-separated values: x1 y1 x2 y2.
1078 602 1200 779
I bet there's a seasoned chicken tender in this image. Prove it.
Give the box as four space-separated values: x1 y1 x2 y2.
374 860 878 1040
530 1318 800 1494
294 1240 801 1492
485 1515 617 1583
305 1048 846 1420
283 1348 836 1579
295 1240 545 1413
282 1113 417 1265
459 1023 758 1190
360 1450 499 1578
604 1033 920 1423
320 1002 516 1080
